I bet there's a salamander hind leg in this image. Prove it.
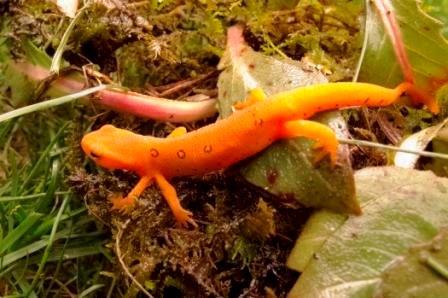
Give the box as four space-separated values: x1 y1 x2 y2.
281 120 339 166
110 176 152 213
154 174 197 228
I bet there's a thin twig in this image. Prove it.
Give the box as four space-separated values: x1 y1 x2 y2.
339 137 448 160
116 220 154 298
157 71 217 97
425 255 448 281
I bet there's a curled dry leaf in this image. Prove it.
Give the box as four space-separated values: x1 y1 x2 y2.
394 119 448 168
55 0 79 18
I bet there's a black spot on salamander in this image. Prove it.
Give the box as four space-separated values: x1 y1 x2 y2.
254 118 264 127
177 149 186 159
90 151 101 159
203 145 212 153
150 148 159 158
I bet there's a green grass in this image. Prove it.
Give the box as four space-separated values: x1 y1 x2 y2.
0 105 112 296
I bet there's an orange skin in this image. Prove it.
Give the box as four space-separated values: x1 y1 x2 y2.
81 82 437 226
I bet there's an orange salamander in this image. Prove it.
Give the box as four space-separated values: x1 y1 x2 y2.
81 82 437 226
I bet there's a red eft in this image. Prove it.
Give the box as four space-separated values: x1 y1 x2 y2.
81 82 438 226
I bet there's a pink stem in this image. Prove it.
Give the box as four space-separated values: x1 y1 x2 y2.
11 61 218 122
372 0 439 113
373 0 415 84
95 89 217 122
227 25 246 58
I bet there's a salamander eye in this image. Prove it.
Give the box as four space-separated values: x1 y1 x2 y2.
90 151 102 159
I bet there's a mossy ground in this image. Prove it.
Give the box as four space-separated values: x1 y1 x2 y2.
3 0 437 296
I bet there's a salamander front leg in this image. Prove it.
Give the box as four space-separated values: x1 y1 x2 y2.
233 87 267 110
167 126 187 138
110 175 152 212
154 174 197 227
281 120 339 165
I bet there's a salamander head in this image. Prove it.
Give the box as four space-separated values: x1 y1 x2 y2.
81 124 145 172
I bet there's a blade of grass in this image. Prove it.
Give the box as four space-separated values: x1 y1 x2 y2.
43 219 74 297
26 195 69 296
39 158 60 211
0 239 49 270
0 84 106 124
22 243 105 265
0 213 42 255
12 269 38 298
25 195 70 296
0 120 15 145
79 284 105 298
0 191 71 202
0 230 102 271
20 122 68 192
30 206 85 239
0 262 17 279
50 5 88 73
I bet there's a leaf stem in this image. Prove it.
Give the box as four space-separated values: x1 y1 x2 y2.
373 0 414 83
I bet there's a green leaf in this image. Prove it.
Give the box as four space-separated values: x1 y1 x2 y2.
22 39 52 69
2 40 51 106
218 26 358 214
2 62 37 106
241 112 358 214
421 0 448 37
425 124 448 177
357 0 448 102
375 228 448 297
288 167 448 298
286 210 346 272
